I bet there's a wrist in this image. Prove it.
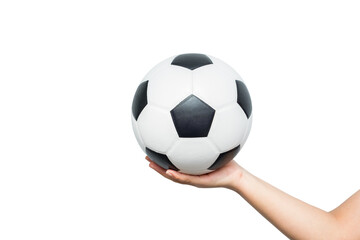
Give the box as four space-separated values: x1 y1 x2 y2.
226 166 246 192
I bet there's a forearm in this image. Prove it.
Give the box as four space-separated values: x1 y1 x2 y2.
231 168 342 240
150 157 359 239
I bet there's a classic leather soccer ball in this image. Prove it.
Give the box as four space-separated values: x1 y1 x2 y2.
131 53 252 175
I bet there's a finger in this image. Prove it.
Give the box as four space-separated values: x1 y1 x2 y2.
145 156 152 162
166 170 203 186
149 162 172 180
148 161 204 185
149 162 165 174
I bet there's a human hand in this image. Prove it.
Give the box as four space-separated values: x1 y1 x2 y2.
146 156 244 190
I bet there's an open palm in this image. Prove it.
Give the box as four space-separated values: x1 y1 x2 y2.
146 156 243 189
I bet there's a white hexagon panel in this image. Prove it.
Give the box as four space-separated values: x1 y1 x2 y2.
132 53 253 175
140 56 175 83
210 56 243 81
167 138 218 175
208 102 249 152
192 63 237 109
147 65 192 110
131 115 145 152
240 114 253 148
137 105 178 154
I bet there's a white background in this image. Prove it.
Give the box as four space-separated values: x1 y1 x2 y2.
0 1 359 239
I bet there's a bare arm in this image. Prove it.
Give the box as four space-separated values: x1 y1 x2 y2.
232 168 360 240
147 157 360 240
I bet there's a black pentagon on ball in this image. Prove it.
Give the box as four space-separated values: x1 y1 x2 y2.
171 94 215 138
146 147 179 171
132 80 148 120
235 80 252 119
208 145 240 170
171 53 213 70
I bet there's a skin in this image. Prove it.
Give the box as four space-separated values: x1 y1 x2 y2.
146 156 360 240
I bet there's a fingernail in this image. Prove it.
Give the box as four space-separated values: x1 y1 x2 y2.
166 171 173 177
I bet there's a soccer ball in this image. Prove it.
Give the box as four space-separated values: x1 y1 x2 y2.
131 53 252 175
